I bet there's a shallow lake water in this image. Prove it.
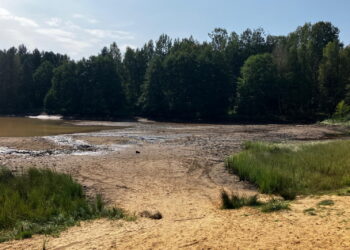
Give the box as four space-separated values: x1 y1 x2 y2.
0 117 118 137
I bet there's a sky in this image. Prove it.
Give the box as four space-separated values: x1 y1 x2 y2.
0 0 349 59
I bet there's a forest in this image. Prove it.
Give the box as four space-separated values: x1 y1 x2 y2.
0 21 349 121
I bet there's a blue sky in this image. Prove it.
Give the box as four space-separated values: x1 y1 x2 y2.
1 0 349 59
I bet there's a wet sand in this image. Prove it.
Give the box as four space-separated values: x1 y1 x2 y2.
0 121 349 249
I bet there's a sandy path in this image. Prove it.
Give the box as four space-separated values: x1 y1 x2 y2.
0 122 350 249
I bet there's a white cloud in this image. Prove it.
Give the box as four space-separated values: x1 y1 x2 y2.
64 21 81 30
0 7 38 27
0 8 10 16
46 18 61 27
120 44 137 52
88 19 98 24
85 29 134 40
0 8 135 59
6 28 36 48
73 13 98 24
73 14 84 19
36 28 74 38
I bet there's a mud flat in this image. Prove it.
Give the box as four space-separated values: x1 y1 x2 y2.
1 122 350 249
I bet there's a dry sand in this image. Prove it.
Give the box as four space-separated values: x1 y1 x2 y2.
0 122 349 249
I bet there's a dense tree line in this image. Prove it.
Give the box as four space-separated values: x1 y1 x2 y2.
0 46 68 114
0 21 349 121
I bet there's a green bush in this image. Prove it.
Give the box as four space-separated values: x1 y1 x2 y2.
334 100 350 120
322 100 350 125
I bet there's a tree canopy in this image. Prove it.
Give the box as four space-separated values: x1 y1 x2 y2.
0 21 349 121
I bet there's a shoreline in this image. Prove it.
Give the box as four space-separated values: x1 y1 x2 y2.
0 122 349 249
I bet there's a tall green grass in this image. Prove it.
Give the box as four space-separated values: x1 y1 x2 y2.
226 141 350 199
220 191 290 213
321 119 350 127
221 191 261 209
0 167 128 242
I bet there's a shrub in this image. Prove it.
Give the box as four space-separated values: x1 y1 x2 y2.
333 100 350 120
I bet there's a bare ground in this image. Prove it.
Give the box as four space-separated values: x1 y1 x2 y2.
0 122 350 249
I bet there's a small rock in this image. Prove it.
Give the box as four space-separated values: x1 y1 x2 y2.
139 210 162 220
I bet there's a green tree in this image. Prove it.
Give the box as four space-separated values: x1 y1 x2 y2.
79 54 125 116
32 61 54 110
341 47 350 105
44 62 79 115
141 39 231 119
139 56 166 116
318 41 344 113
122 47 149 112
209 28 229 51
268 22 341 119
0 22 348 122
237 53 281 118
155 34 172 57
0 47 22 113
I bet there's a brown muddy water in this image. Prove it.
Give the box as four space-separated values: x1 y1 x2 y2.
0 117 118 137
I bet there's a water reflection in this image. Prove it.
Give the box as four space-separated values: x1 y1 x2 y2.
0 117 117 137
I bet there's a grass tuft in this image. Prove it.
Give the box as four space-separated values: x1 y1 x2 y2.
226 140 350 200
320 118 350 127
0 167 128 243
304 208 317 216
221 191 262 209
337 188 350 196
260 199 290 213
221 191 290 213
317 199 335 206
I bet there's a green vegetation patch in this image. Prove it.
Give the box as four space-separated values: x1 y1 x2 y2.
221 191 261 209
321 101 350 126
0 167 129 243
221 191 289 213
260 200 290 213
337 188 350 196
303 208 317 216
317 199 335 206
226 140 350 200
